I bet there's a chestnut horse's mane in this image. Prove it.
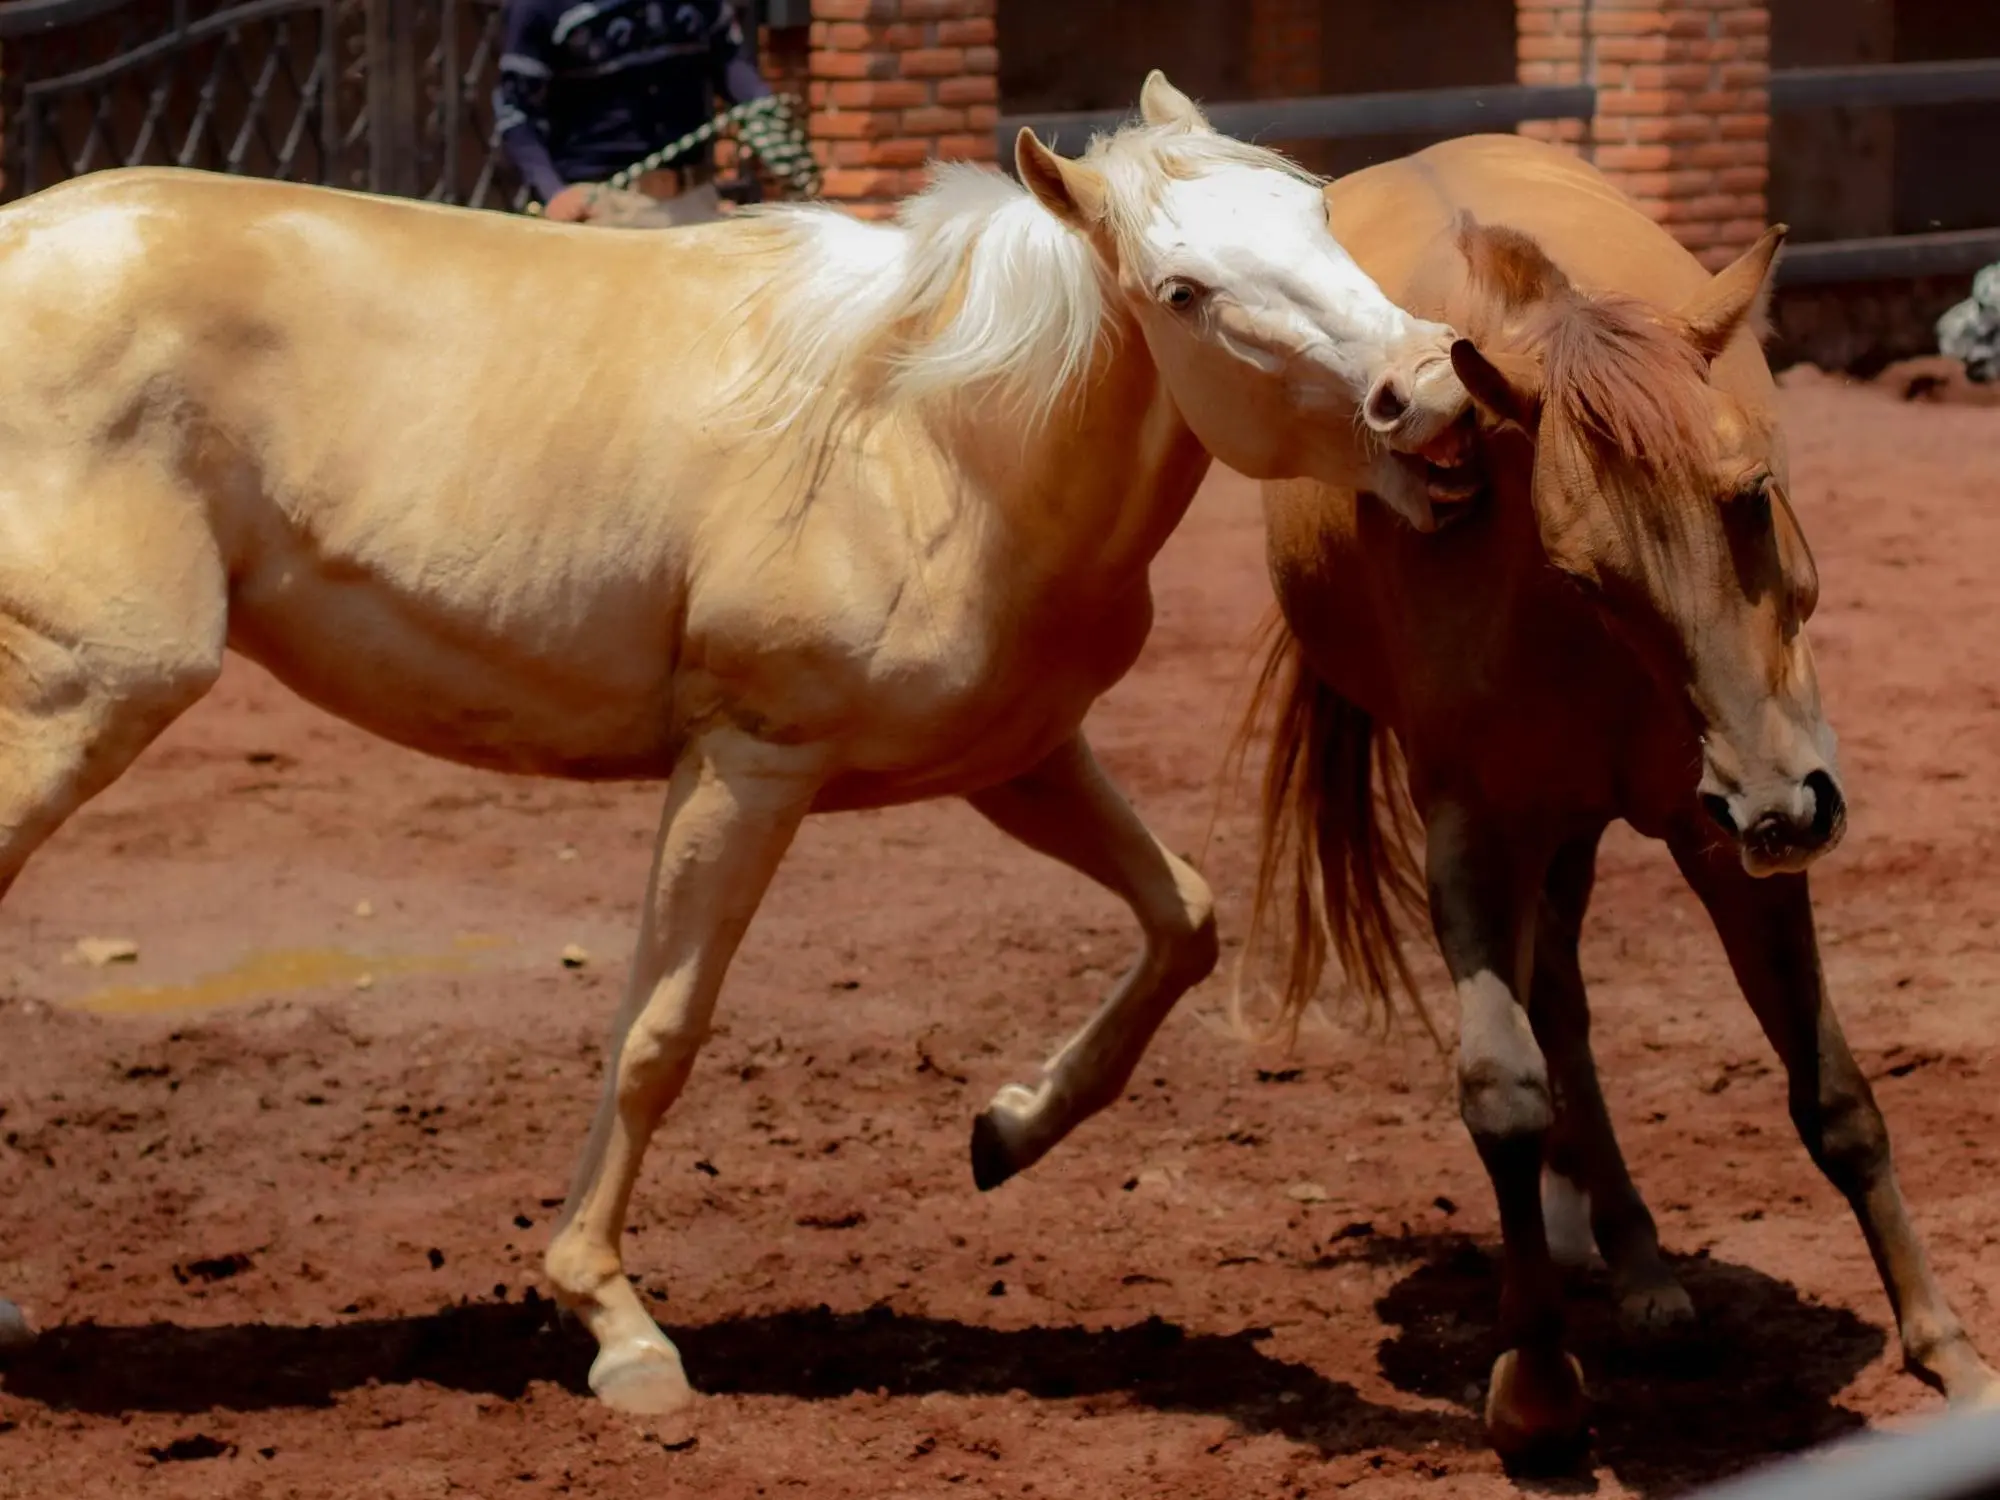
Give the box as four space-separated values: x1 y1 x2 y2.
1452 214 1717 494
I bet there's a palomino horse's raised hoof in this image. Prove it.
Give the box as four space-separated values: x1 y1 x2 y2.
589 1339 698 1417
1485 1349 1590 1475
969 1108 1020 1192
0 1299 33 1353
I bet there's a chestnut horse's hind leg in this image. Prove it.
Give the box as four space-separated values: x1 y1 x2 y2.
1670 830 2000 1406
1426 804 1590 1471
544 730 818 1416
1531 833 1694 1332
963 733 1217 1190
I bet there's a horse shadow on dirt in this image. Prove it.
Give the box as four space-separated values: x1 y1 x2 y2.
1354 1230 1886 1495
1 1293 1473 1457
0 1232 1881 1489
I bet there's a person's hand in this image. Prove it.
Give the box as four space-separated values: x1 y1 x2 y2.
543 184 596 222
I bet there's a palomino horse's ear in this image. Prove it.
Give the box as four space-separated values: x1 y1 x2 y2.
1676 224 1787 363
1138 69 1211 132
1450 338 1543 434
1015 127 1108 231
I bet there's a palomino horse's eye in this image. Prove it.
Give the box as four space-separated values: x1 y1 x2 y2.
1158 279 1203 311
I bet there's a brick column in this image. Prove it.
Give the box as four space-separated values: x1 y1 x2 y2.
1517 0 1771 270
808 0 998 219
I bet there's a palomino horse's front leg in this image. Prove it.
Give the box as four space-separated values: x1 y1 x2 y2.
1670 830 2000 1406
545 730 818 1415
1427 804 1589 1468
1531 833 1693 1332
963 733 1217 1190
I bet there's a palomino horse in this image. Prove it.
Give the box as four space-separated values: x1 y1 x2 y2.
0 74 1475 1416
1249 133 1998 1465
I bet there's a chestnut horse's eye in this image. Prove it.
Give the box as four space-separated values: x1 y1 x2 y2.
1732 475 1774 525
1158 278 1203 311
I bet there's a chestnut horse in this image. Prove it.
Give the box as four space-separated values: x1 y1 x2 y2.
1250 134 1997 1465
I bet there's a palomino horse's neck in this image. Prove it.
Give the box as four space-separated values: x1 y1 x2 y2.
937 306 1212 598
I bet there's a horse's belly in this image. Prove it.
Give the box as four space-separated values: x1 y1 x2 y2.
226 578 679 780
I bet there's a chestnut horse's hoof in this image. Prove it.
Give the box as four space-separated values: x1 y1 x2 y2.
1618 1278 1696 1336
1485 1349 1591 1474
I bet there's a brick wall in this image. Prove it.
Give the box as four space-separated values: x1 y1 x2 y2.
807 0 998 218
1245 0 1323 101
1517 0 1772 269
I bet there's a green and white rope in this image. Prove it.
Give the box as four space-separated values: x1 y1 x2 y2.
524 92 818 216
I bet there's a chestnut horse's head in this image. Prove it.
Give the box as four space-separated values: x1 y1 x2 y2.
1449 218 1839 875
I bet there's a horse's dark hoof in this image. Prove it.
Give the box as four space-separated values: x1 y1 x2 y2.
969 1112 1017 1192
1486 1350 1592 1477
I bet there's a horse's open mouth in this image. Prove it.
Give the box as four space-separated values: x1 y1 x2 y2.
1424 456 1486 527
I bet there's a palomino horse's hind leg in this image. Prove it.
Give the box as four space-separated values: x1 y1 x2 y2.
1670 830 2000 1407
1530 833 1694 1333
1426 804 1590 1471
544 730 817 1416
963 734 1217 1190
0 488 228 1347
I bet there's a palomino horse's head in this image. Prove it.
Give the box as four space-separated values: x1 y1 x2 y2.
1448 221 1840 876
1014 72 1473 528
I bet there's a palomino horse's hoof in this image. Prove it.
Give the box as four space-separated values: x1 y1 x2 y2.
969 1111 1017 1192
0 1299 32 1354
589 1339 697 1418
1617 1279 1695 1336
1485 1349 1590 1474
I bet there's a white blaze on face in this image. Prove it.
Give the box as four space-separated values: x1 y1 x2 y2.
1141 166 1422 407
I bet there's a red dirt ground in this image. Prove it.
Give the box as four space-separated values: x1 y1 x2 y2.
0 375 1997 1500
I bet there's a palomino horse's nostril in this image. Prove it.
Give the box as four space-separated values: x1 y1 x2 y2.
1365 375 1410 431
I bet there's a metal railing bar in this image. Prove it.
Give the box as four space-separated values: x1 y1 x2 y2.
1777 228 2000 287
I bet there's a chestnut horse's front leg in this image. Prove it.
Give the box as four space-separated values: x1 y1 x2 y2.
1669 828 2000 1406
1426 802 1590 1469
1531 831 1693 1332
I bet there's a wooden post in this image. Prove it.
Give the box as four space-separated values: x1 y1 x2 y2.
366 0 421 197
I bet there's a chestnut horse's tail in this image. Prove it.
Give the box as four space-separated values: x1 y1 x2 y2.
1234 619 1436 1045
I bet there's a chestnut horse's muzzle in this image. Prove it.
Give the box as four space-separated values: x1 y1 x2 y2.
1700 766 1847 876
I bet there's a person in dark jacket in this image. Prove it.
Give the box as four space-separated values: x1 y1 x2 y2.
493 0 770 223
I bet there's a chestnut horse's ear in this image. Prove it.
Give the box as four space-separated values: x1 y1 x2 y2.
1676 224 1787 363
1138 69 1211 132
1015 127 1108 231
1450 338 1544 433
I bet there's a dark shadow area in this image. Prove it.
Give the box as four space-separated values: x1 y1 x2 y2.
1361 1231 1887 1496
0 1296 1479 1457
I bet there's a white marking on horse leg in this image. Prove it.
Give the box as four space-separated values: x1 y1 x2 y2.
544 731 816 1415
965 736 1217 1189
1541 1168 1601 1270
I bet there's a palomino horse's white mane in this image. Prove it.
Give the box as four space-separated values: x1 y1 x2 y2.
727 119 1325 438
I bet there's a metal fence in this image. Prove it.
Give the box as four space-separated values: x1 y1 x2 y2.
998 59 2000 289
0 0 520 206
